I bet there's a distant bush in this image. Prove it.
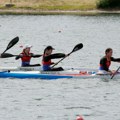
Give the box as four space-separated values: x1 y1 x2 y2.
97 0 120 9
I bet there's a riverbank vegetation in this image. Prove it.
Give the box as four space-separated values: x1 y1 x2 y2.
0 0 97 10
97 0 120 9
0 0 120 15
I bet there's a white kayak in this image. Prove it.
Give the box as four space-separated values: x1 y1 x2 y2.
0 67 119 80
0 66 98 71
0 66 41 71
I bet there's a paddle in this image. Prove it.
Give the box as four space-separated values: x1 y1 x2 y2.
1 53 16 58
1 53 42 58
2 53 65 58
44 53 66 61
2 36 19 54
51 43 83 68
111 66 120 79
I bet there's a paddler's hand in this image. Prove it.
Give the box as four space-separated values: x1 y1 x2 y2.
66 54 70 57
110 70 116 75
108 70 115 75
15 54 23 60
51 62 55 65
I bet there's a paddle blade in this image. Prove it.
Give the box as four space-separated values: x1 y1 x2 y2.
52 44 83 68
72 43 83 53
1 53 15 58
2 36 19 54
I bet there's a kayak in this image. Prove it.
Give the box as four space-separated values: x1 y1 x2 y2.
0 71 72 79
0 66 41 71
0 66 98 71
0 69 119 80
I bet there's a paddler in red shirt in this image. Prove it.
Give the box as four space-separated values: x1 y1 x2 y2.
42 46 66 71
99 48 120 74
16 44 41 67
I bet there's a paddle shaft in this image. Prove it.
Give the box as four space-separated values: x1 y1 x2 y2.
3 49 8 54
1 53 42 58
51 43 83 68
111 66 120 79
51 52 72 68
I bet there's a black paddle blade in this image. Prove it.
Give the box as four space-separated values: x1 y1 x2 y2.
2 36 19 54
1 53 15 58
72 43 83 53
52 43 83 68
7 36 19 51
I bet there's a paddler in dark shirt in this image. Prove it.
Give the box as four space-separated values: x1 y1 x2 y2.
42 46 66 71
99 48 120 74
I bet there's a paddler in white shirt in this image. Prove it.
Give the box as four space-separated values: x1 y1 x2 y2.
15 44 41 67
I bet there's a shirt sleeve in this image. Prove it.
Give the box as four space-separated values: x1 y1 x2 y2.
111 57 120 62
44 53 65 62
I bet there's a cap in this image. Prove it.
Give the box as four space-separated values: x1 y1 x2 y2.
76 115 84 120
46 46 55 50
24 44 32 49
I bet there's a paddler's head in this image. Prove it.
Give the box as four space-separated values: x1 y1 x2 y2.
105 48 113 57
44 46 55 55
23 44 32 53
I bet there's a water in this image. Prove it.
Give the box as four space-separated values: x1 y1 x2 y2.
0 14 120 120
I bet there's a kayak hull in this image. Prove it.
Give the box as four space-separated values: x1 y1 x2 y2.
0 71 73 79
0 69 120 80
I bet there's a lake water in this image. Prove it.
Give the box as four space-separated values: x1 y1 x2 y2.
0 14 120 120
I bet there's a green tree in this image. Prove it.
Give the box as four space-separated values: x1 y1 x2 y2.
97 0 120 8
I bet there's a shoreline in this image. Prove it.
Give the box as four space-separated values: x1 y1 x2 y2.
0 9 120 15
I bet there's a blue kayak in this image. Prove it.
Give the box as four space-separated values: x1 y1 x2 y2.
0 70 118 80
0 71 73 79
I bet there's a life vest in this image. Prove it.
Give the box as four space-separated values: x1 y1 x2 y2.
21 52 31 62
20 52 32 66
99 60 111 70
42 55 52 71
106 60 111 68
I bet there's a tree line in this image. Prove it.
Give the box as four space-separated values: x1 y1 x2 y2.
97 0 120 9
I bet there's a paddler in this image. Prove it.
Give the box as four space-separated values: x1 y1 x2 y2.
99 48 120 74
42 46 67 71
15 44 41 67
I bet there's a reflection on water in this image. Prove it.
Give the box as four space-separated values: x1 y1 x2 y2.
0 15 120 120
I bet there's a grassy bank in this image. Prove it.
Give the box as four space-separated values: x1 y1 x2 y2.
0 0 120 15
0 0 97 11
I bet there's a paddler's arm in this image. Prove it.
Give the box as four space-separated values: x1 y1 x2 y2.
31 54 42 58
44 53 66 61
15 54 23 60
15 53 42 59
111 57 120 62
